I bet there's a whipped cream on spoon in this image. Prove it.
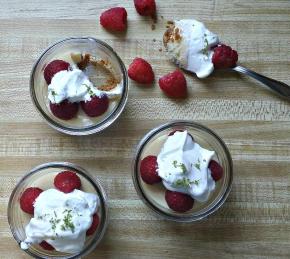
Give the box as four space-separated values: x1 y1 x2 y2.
163 19 290 98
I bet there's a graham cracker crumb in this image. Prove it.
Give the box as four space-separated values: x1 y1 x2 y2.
70 53 120 91
77 53 91 70
163 24 182 45
71 53 82 64
98 77 120 91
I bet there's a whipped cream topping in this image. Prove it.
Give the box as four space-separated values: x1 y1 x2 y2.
21 189 99 253
48 66 123 104
166 19 219 78
157 131 216 202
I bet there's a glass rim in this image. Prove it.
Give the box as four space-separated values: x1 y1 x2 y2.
30 37 129 136
7 161 109 259
132 120 233 222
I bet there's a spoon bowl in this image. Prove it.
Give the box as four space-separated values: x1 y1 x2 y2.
163 28 290 99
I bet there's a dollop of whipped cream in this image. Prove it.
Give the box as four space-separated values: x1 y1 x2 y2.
157 131 215 202
166 19 219 78
48 66 123 104
20 189 99 253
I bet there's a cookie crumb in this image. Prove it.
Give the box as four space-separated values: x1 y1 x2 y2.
71 54 120 91
98 77 120 91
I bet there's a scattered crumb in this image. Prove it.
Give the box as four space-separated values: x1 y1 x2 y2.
163 26 174 45
161 15 164 19
163 25 181 45
173 27 182 42
151 24 156 30
167 20 174 25
159 48 162 52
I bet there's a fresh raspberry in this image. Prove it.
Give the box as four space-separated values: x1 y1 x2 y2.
165 190 194 213
100 7 127 32
134 0 156 17
44 60 70 85
19 187 43 214
209 160 223 181
128 58 155 84
50 100 79 120
140 155 161 184
54 171 81 193
212 44 238 69
39 241 55 251
81 95 109 117
159 70 187 98
86 213 100 236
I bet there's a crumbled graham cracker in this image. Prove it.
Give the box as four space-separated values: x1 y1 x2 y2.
71 53 90 70
70 53 120 91
98 77 120 91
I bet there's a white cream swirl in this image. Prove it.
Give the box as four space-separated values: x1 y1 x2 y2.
166 19 219 78
48 67 122 104
20 189 99 253
157 131 215 202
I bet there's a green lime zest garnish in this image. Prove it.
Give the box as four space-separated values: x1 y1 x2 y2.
172 160 187 174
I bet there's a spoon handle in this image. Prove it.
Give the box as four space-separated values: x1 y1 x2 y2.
232 65 290 98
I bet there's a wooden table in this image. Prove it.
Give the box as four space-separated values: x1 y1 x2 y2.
1 1 290 258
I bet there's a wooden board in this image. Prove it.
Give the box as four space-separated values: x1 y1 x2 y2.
0 0 290 258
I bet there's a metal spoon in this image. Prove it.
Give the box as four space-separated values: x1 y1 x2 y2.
163 29 290 99
231 65 290 98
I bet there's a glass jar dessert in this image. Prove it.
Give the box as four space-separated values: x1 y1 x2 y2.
8 162 108 258
30 37 128 135
132 121 233 222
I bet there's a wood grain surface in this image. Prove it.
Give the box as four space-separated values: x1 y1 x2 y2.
0 0 290 258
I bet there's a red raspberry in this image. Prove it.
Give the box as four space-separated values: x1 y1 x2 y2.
134 0 156 17
140 155 161 184
86 213 100 236
212 44 238 69
159 70 187 98
44 60 70 85
50 100 79 120
39 241 55 251
81 95 109 117
209 160 223 181
165 190 194 213
54 171 81 193
19 187 43 214
100 7 127 32
128 58 154 84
